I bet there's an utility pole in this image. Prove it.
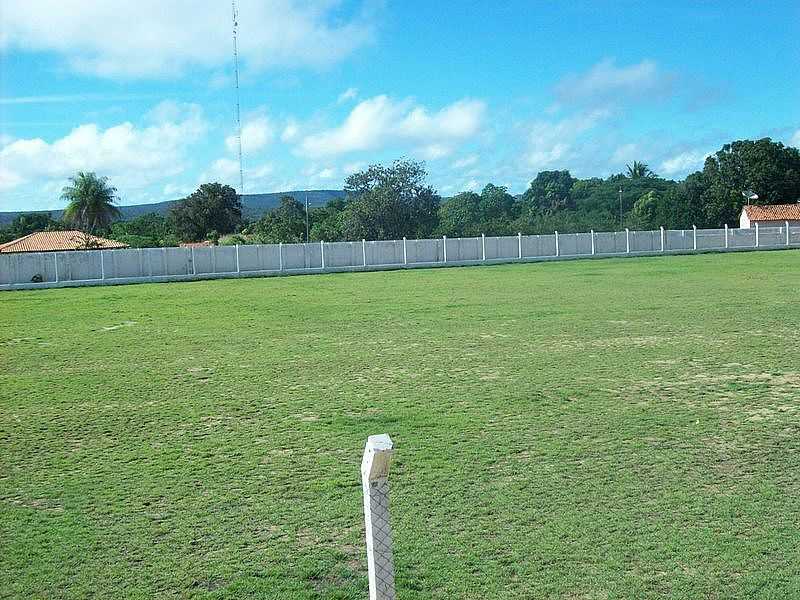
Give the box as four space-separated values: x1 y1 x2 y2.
305 193 310 242
231 0 244 195
619 187 623 228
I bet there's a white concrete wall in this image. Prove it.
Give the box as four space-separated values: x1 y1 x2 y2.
2 225 799 290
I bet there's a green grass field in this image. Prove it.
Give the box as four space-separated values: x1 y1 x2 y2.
2 251 799 599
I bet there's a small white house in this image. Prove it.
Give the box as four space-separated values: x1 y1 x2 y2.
739 203 800 228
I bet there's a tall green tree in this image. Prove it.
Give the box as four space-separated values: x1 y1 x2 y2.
170 183 242 242
520 170 577 215
251 196 307 243
626 161 656 179
341 160 440 240
61 172 121 235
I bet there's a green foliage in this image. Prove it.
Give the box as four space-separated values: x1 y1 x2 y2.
110 213 176 247
340 160 440 240
250 196 307 243
61 172 122 234
626 160 656 179
438 184 518 236
0 212 61 243
169 183 242 242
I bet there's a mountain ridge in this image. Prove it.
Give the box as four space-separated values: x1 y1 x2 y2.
0 190 345 226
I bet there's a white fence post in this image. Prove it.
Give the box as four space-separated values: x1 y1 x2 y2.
755 222 760 248
402 237 407 265
724 224 729 249
362 239 367 267
235 245 241 273
590 230 595 255
54 253 59 283
787 221 790 246
481 233 486 261
517 232 522 259
625 228 630 254
320 240 326 269
279 243 284 271
190 247 196 275
554 231 559 257
443 235 447 263
692 225 697 251
660 226 665 252
361 434 396 600
100 250 105 280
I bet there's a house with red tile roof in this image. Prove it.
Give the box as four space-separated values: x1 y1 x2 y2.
739 203 800 229
0 230 128 253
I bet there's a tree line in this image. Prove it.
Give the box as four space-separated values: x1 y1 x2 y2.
2 137 799 248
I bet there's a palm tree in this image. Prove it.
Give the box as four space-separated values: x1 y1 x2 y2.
62 172 121 235
626 161 656 179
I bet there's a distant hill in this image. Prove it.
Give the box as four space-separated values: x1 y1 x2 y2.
0 190 345 226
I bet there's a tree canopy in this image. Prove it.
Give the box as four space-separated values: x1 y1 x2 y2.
61 172 121 234
169 183 243 242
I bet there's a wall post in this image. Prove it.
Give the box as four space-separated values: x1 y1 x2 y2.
361 434 396 600
362 239 367 267
517 232 522 259
279 242 284 271
787 221 791 246
235 245 241 274
443 235 447 263
692 225 697 251
554 231 559 257
402 237 407 265
755 222 759 248
100 250 105 280
54 253 59 283
590 230 595 255
724 224 729 249
660 226 665 252
625 228 630 254
320 240 326 269
481 233 486 261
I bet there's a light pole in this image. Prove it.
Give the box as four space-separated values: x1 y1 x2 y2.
619 187 623 228
305 193 310 243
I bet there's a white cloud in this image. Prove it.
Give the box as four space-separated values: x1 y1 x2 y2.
524 109 610 170
281 119 300 143
555 59 673 108
0 101 206 192
789 129 800 148
225 115 274 154
1 1 375 78
610 143 642 165
298 95 486 158
658 149 712 176
418 144 452 160
200 158 274 189
452 154 478 169
337 87 359 104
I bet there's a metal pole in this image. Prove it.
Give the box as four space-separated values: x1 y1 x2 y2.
590 230 595 255
619 187 623 227
443 235 447 263
305 194 310 243
362 239 367 267
554 231 559 257
402 237 407 265
481 233 486 261
517 232 522 259
361 434 396 600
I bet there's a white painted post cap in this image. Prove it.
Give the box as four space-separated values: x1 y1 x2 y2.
361 434 394 482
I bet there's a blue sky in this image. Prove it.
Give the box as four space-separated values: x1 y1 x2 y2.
1 0 798 211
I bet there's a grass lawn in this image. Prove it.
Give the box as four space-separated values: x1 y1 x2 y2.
1 251 799 599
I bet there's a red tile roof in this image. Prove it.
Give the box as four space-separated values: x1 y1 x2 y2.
742 203 800 221
0 230 128 253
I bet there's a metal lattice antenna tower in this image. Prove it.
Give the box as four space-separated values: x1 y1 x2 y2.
231 0 244 194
